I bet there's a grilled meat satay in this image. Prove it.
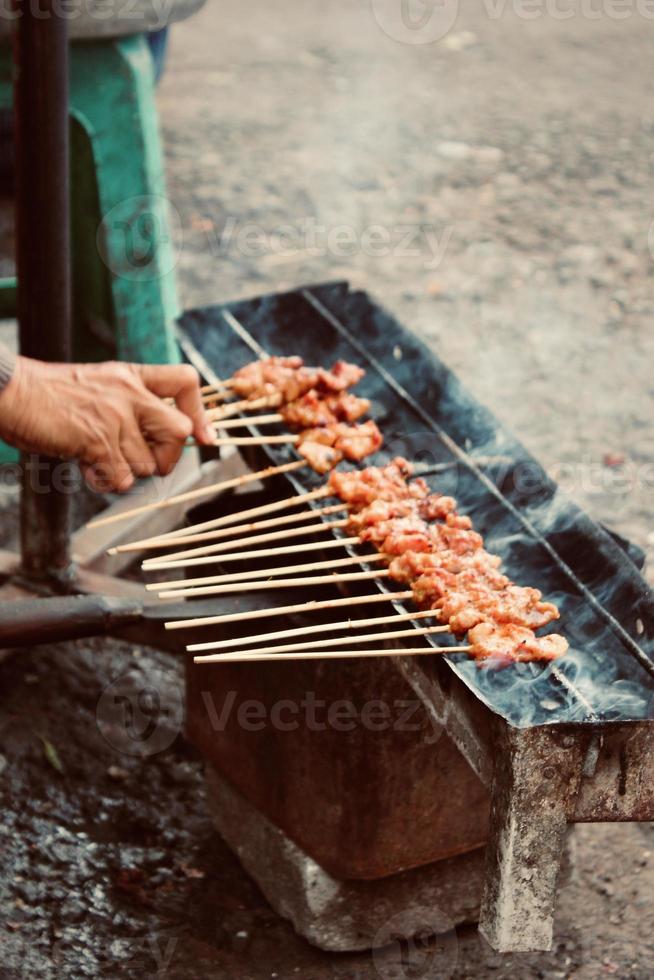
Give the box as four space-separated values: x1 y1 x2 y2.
230 356 312 401
321 458 567 664
297 420 383 472
327 457 418 506
296 437 343 474
317 360 366 391
280 391 371 429
230 357 366 403
437 584 560 633
467 622 569 663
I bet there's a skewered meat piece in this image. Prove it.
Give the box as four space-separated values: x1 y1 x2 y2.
324 392 371 423
317 360 366 392
296 420 383 467
281 391 371 429
467 622 568 664
297 440 343 474
430 523 483 555
346 498 418 531
413 571 459 606
296 426 343 473
452 565 511 592
444 513 472 529
438 584 559 634
420 495 458 521
231 357 366 403
294 419 383 474
323 458 567 665
346 495 459 537
387 548 506 586
281 391 338 428
381 529 434 555
328 458 415 506
335 420 383 461
230 356 312 400
359 517 432 551
379 520 481 557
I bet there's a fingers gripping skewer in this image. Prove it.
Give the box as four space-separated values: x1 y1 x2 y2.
164 590 415 631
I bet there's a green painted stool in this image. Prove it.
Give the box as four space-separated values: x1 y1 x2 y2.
0 34 181 459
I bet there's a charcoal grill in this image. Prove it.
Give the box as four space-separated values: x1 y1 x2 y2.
177 280 654 953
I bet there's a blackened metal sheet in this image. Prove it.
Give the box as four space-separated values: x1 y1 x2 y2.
178 282 654 729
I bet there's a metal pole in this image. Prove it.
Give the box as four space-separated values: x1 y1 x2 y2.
13 2 74 584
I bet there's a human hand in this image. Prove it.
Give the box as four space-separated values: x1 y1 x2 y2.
0 357 215 492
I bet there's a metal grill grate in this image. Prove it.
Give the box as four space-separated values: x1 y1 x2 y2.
178 281 654 729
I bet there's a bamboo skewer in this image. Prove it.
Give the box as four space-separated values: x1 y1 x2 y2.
143 516 348 565
135 504 348 559
193 646 472 664
164 590 414 631
202 394 232 407
193 624 452 660
145 530 357 570
210 434 299 447
213 413 283 429
91 459 307 530
159 569 391 600
107 454 455 556
201 380 233 394
109 494 338 565
188 611 446 652
148 553 387 593
207 394 281 421
110 486 333 553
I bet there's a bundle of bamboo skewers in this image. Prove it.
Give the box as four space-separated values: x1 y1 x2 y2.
93 355 568 667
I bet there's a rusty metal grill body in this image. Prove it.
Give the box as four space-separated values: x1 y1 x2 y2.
178 281 654 952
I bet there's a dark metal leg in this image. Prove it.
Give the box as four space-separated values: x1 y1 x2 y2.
478 728 585 952
14 2 74 584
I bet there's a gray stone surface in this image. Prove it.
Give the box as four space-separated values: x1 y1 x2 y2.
205 766 484 954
